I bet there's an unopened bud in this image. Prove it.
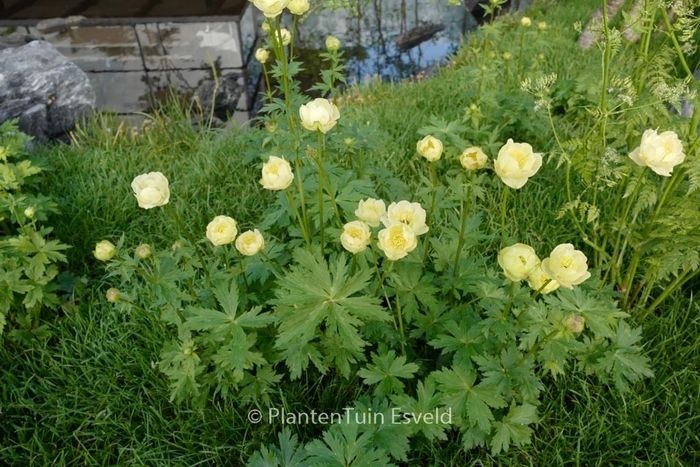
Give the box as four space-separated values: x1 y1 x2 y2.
136 243 152 259
24 206 35 218
565 314 585 333
106 288 121 303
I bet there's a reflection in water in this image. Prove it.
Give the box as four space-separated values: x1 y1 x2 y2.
294 0 478 84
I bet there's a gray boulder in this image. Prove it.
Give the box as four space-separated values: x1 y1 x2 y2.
0 40 96 143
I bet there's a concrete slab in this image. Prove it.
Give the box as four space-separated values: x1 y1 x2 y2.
147 68 250 111
87 71 152 113
142 21 243 70
28 25 143 72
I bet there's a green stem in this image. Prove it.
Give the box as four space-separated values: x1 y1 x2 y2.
317 132 325 255
660 8 694 79
640 265 697 320
235 249 250 292
500 185 509 246
518 330 558 366
166 204 212 287
285 188 312 250
500 281 516 321
610 169 647 284
516 27 525 83
294 156 309 239
394 268 406 357
260 250 284 277
453 171 474 278
317 131 342 227
422 162 439 266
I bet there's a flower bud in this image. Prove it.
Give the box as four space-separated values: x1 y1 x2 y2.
287 0 309 15
255 48 270 64
106 288 121 303
538 21 546 31
460 147 488 171
94 240 116 261
172 239 184 251
261 22 271 34
24 206 35 218
565 314 585 333
136 243 152 259
521 16 532 27
326 36 341 52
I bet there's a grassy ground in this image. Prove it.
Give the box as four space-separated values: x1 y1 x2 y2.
1 0 699 464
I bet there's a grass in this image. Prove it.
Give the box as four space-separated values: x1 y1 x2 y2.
2 0 700 464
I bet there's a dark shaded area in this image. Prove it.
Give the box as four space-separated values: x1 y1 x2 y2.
0 0 246 19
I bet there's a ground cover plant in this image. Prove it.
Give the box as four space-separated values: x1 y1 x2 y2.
1 0 699 465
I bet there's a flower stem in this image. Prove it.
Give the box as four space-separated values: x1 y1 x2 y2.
500 185 509 246
166 204 212 287
235 248 250 292
610 168 646 284
422 162 439 266
317 132 325 255
285 188 311 250
453 171 474 278
394 266 406 357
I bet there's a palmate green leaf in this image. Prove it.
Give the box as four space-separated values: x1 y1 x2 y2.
158 338 202 403
305 422 396 467
274 250 389 378
595 321 654 393
247 427 308 467
432 365 506 432
391 263 440 322
490 403 538 455
358 347 419 397
429 317 486 367
347 397 411 462
391 379 449 441
475 345 544 402
544 287 626 339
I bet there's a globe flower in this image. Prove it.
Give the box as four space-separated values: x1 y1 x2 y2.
299 98 340 133
497 243 540 281
326 36 341 52
251 0 290 18
381 200 429 235
287 0 309 15
171 239 184 251
378 224 418 261
526 264 560 294
206 216 238 246
565 314 585 333
628 129 685 177
135 243 152 259
521 16 532 27
538 21 546 31
131 172 170 209
277 28 292 46
340 221 371 254
235 229 265 256
494 139 542 189
261 22 271 34
24 206 35 218
94 240 116 261
355 198 386 227
460 147 487 170
260 156 294 190
106 288 121 303
416 135 443 162
541 243 591 289
255 48 269 64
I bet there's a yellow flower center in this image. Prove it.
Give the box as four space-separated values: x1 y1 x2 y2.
512 149 528 166
347 227 363 239
518 255 528 265
389 229 407 248
559 256 573 268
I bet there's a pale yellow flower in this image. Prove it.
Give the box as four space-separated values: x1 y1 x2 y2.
521 16 532 27
541 243 591 289
378 224 418 261
135 243 152 259
538 21 546 31
106 288 121 303
526 264 560 294
416 135 443 162
255 48 269 64
629 129 685 177
326 36 341 52
24 206 35 218
564 314 585 333
94 240 116 261
340 221 371 254
494 139 542 189
299 98 340 133
261 22 271 34
131 172 170 209
355 198 386 227
251 0 290 18
287 0 309 15
277 28 292 46
498 243 540 281
460 147 487 170
381 200 429 236
260 156 294 190
235 229 265 256
206 215 238 246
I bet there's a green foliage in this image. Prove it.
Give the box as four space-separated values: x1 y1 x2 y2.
0 120 69 339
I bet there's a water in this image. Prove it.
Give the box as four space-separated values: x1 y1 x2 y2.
295 0 479 84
